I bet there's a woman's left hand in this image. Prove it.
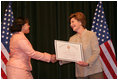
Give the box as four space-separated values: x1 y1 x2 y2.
76 61 89 67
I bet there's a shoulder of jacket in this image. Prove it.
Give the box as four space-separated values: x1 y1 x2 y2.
12 32 25 40
70 33 78 39
86 30 96 35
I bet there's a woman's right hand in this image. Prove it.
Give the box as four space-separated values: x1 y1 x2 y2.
50 54 57 63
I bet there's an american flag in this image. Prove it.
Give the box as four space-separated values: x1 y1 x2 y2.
1 2 14 79
91 1 117 79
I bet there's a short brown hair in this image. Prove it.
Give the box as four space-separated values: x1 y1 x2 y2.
69 12 86 27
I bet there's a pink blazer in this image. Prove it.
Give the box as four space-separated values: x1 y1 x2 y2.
7 32 51 71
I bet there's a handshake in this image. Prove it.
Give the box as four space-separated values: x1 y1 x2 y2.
50 54 57 63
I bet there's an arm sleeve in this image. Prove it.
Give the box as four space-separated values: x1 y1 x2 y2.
17 39 51 63
86 33 100 67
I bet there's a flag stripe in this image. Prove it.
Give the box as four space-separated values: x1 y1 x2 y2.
104 41 117 65
108 40 116 55
103 72 107 79
1 43 9 60
1 68 7 79
100 47 117 78
100 57 112 78
1 60 7 75
1 51 8 65
100 44 117 75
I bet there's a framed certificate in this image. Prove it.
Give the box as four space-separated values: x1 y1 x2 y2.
54 40 84 62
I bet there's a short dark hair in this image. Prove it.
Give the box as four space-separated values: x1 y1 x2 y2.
69 12 86 27
10 17 29 33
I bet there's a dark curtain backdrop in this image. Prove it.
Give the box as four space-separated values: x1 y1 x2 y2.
1 1 117 79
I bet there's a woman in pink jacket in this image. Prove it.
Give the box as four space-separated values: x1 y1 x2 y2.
6 17 56 79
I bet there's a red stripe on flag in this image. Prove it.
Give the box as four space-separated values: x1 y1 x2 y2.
1 51 8 65
103 71 107 79
104 41 117 66
100 47 117 79
1 68 7 79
